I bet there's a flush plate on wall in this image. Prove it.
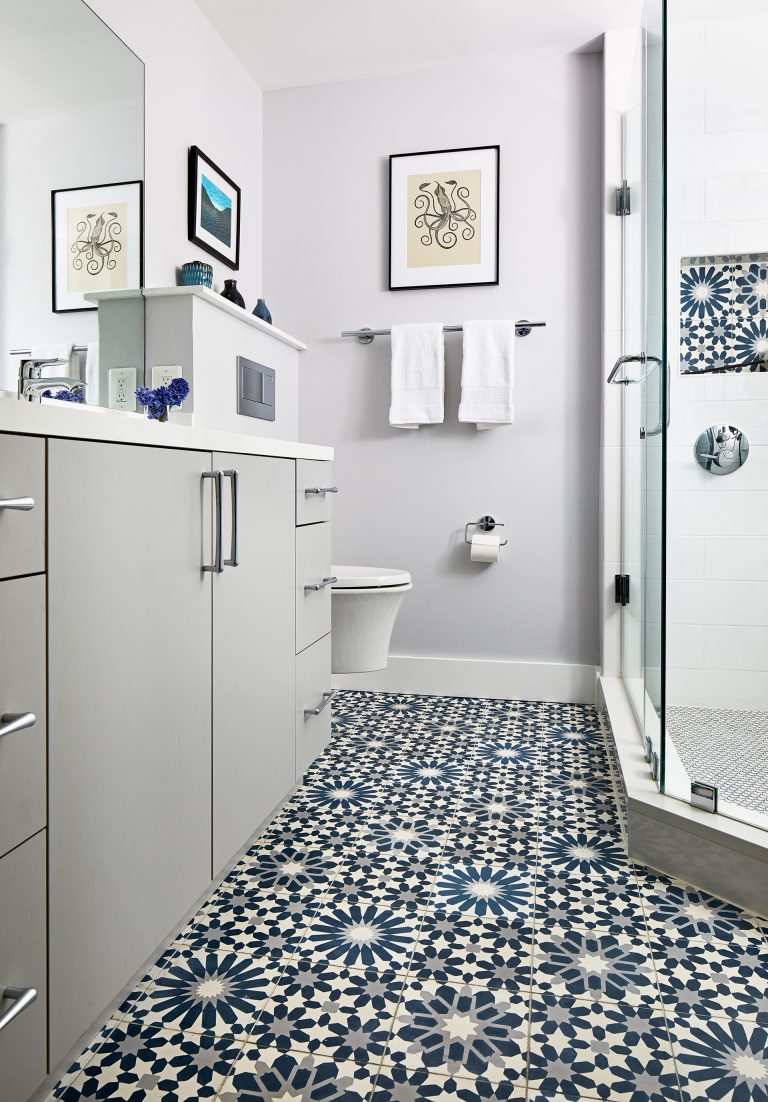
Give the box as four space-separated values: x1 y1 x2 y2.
237 356 275 421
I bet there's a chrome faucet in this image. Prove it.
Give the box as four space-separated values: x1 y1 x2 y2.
18 360 86 403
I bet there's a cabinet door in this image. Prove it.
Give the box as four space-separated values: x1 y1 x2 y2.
212 454 296 875
0 831 47 1102
296 633 333 779
47 440 213 1066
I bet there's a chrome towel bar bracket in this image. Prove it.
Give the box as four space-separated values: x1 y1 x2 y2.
341 321 545 344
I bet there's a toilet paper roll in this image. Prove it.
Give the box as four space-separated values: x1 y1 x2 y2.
470 532 501 563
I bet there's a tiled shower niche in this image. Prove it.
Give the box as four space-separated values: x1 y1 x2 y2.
680 253 768 374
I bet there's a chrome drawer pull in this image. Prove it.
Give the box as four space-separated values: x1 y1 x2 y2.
304 691 336 717
0 987 38 1034
202 471 224 574
304 576 337 592
0 497 34 511
305 486 338 496
0 712 36 740
223 470 239 568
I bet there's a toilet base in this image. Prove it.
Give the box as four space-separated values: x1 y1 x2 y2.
331 584 411 674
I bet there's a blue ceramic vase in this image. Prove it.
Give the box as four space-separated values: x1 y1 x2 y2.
253 298 272 325
180 261 213 288
221 279 245 308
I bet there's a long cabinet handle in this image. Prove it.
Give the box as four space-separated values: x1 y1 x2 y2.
304 691 337 717
304 487 338 496
202 472 224 574
223 470 239 568
0 712 36 740
304 576 337 592
0 987 38 1034
0 497 34 511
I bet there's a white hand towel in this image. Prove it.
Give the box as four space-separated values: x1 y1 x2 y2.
458 320 516 430
85 342 100 405
30 343 74 365
389 323 445 429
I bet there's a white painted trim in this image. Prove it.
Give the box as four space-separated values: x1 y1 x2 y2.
333 654 597 705
142 286 307 351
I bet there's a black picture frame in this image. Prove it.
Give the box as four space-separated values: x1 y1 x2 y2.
389 145 500 291
51 179 144 313
188 146 241 270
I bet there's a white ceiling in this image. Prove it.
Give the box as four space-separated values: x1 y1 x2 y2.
195 0 645 91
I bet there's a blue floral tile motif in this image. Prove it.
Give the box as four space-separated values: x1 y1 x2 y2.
328 853 440 913
410 912 534 990
470 741 539 769
433 864 532 919
387 979 528 1083
533 927 658 1005
359 815 449 859
221 1049 375 1102
638 875 767 945
175 888 318 960
680 254 768 374
226 845 340 894
139 950 279 1035
391 760 465 789
373 1065 526 1100
537 829 629 880
670 1017 768 1102
302 902 418 969
296 776 378 812
654 938 768 1023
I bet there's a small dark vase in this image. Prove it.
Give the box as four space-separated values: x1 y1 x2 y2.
221 279 245 309
253 298 272 325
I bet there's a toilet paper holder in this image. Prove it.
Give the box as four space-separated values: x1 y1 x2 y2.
464 516 508 546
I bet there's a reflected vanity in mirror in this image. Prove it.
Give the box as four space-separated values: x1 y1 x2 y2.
0 0 145 407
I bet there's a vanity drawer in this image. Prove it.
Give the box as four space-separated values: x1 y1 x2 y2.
0 830 47 1102
296 460 336 526
296 521 332 653
0 434 45 579
0 575 46 859
296 633 333 778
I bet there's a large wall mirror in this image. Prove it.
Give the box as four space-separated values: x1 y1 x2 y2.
0 0 144 405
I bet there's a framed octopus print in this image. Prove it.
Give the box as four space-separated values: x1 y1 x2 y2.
389 146 499 290
51 180 143 312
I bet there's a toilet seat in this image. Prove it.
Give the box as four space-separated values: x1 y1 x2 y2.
332 565 412 590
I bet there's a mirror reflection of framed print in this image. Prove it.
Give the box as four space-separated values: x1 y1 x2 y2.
51 180 143 313
389 145 499 291
188 146 241 270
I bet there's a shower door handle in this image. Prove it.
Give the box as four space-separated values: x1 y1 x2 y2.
645 359 670 437
607 354 646 384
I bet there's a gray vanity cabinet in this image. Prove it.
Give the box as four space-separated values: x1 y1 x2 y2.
47 439 214 1066
211 452 296 875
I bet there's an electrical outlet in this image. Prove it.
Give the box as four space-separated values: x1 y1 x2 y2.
151 365 181 389
108 367 137 412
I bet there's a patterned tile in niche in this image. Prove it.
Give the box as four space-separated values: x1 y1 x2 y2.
409 911 534 991
532 926 659 1006
58 1021 240 1101
327 852 440 913
136 949 280 1036
174 887 320 961
669 1016 768 1102
679 255 768 374
373 1065 527 1100
220 1048 376 1102
432 862 534 920
653 937 768 1022
638 874 767 946
385 978 528 1085
527 995 680 1102
301 901 420 970
250 959 404 1065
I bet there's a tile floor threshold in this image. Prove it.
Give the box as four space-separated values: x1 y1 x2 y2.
47 691 768 1102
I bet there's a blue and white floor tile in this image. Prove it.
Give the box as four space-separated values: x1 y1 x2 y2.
45 690 768 1101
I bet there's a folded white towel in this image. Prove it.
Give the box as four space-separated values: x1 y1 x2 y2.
389 323 445 429
458 320 516 430
85 342 99 405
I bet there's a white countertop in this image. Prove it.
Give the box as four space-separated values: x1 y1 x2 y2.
0 399 333 461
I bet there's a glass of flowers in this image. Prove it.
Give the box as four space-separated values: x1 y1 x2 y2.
135 377 190 422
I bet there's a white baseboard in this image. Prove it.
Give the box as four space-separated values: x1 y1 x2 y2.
333 654 597 705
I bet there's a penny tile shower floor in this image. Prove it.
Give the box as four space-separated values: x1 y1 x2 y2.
49 691 768 1102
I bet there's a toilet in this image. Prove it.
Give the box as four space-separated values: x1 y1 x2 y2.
331 565 413 674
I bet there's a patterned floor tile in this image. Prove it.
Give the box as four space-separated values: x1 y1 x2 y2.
356 813 450 860
46 1020 123 1100
258 812 364 853
536 828 631 883
409 911 534 991
534 870 646 933
135 950 282 1036
219 1048 376 1101
638 874 768 946
527 995 680 1102
668 1015 768 1102
173 887 320 961
455 785 539 830
431 862 534 922
250 959 404 1065
291 774 381 816
441 822 537 866
373 1064 527 1100
56 1022 240 1100
532 926 659 1006
327 852 441 913
652 936 768 1022
299 901 422 971
385 978 529 1085
224 843 343 896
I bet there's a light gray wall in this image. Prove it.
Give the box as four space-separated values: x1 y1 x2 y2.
264 54 602 666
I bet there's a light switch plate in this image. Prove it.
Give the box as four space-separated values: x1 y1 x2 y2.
108 367 137 412
151 365 181 389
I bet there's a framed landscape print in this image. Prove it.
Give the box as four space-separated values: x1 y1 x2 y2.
51 180 143 313
188 146 241 270
389 145 499 290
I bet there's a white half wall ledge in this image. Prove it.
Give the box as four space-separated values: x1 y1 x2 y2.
333 655 597 705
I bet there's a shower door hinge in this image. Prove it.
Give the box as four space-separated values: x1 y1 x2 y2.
691 782 718 813
615 574 630 606
615 181 631 216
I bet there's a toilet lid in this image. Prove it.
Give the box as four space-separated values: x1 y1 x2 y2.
332 565 412 589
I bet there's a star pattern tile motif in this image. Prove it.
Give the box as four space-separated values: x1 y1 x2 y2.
43 690 768 1102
